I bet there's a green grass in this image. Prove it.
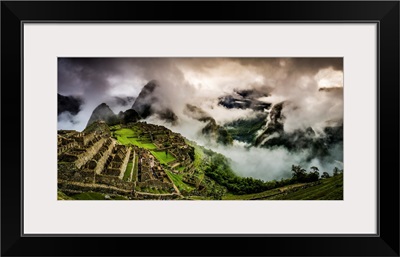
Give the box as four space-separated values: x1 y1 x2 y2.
271 174 343 200
177 166 185 172
166 171 195 192
109 124 122 131
57 190 74 200
222 188 284 200
70 192 128 200
116 128 135 136
222 174 343 200
193 146 204 168
150 151 176 164
224 113 268 144
123 162 133 181
84 121 111 135
114 128 157 150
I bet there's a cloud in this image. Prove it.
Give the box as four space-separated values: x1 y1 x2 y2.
58 57 342 131
58 58 343 180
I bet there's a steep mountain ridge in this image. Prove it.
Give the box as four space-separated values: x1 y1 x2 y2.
184 104 233 145
58 93 83 115
86 103 140 128
131 80 178 124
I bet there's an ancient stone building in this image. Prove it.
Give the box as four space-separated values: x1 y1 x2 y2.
104 145 131 179
57 122 187 199
83 138 116 174
59 135 106 169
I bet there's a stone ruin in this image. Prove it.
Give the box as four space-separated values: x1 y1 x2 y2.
58 128 179 199
135 149 175 193
130 122 195 173
104 145 131 179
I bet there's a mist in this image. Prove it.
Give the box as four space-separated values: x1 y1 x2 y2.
144 113 343 182
58 57 343 181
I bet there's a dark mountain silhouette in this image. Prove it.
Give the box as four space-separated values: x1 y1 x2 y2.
86 103 119 128
224 112 268 144
132 80 178 124
184 104 233 145
113 96 135 107
86 103 141 128
58 94 83 115
253 102 343 161
118 109 141 124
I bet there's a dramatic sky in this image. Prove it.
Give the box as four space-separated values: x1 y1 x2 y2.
58 57 343 181
58 57 343 130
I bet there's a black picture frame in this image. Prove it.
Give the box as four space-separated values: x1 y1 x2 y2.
1 1 399 256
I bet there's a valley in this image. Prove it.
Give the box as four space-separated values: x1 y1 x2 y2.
57 58 344 201
58 120 343 200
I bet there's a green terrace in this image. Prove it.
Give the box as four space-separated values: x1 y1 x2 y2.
150 150 176 165
122 161 133 181
113 128 157 150
166 170 196 192
222 173 343 200
113 126 178 168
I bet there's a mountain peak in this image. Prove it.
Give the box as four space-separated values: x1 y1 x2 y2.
131 80 160 118
131 80 178 124
98 102 108 107
86 103 118 128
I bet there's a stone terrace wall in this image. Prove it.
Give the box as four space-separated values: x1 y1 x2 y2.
137 180 175 192
58 169 95 184
94 138 116 174
118 147 131 179
139 157 153 181
58 141 78 155
95 174 134 191
103 168 121 177
135 192 180 200
58 181 132 196
72 137 106 169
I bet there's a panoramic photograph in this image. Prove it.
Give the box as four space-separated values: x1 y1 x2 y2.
57 57 343 200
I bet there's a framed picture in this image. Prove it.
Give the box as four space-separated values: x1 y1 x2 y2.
2 1 399 256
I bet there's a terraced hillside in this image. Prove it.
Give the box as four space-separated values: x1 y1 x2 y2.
268 173 343 200
58 121 343 200
221 173 343 200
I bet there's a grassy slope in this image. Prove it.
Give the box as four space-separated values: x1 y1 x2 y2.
113 124 343 201
222 174 343 200
222 183 307 200
115 128 176 165
193 146 204 167
123 162 133 181
166 171 195 192
57 190 74 200
186 142 206 180
114 128 157 150
150 151 176 164
84 121 111 135
224 114 267 143
271 174 343 200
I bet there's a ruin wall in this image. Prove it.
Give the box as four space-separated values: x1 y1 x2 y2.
137 180 174 191
95 174 134 191
94 139 116 174
118 147 131 180
74 137 106 169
